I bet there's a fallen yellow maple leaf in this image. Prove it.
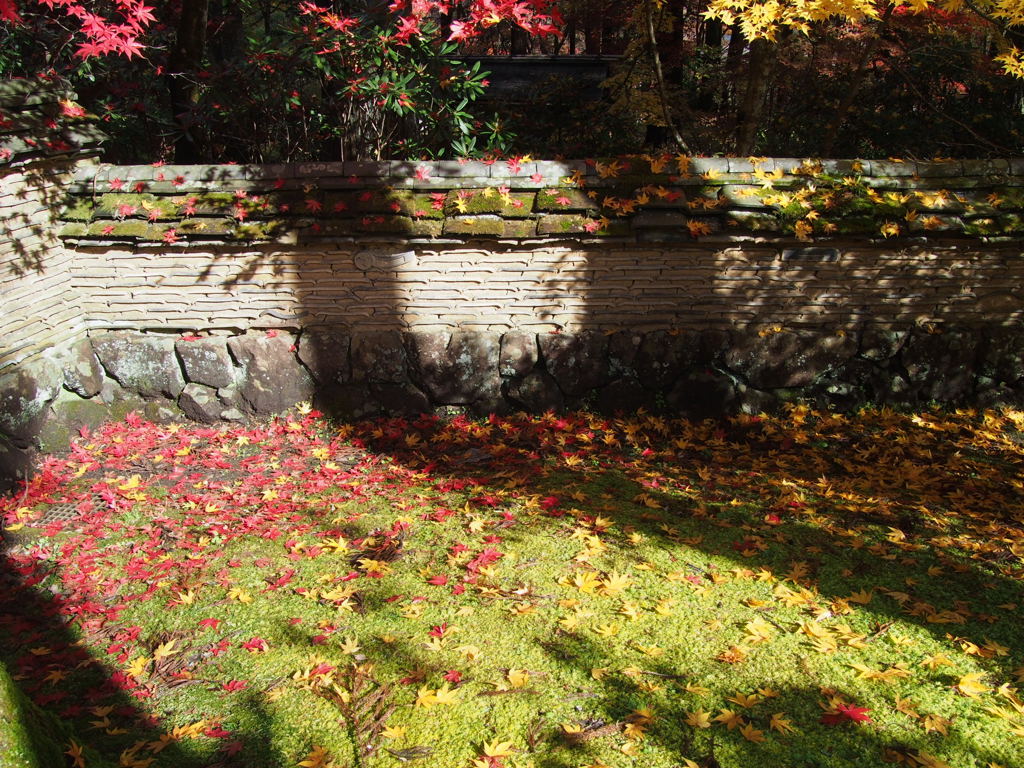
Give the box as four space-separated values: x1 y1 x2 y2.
598 571 631 596
506 669 530 689
432 683 459 705
153 640 179 660
769 712 797 734
685 709 712 729
727 692 760 708
297 745 333 768
65 740 86 768
481 739 515 758
414 686 437 708
713 708 745 729
126 656 151 677
740 722 765 742
955 672 991 698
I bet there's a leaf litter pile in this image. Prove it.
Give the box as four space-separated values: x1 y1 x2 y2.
2 405 1024 768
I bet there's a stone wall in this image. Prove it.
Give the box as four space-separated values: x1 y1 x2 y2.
0 80 104 484
44 323 1024 432
2 84 1024 488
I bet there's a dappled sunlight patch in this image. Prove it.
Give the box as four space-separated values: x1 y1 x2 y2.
1 405 1023 767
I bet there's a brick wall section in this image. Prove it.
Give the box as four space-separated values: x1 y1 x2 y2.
63 242 1024 336
0 80 103 369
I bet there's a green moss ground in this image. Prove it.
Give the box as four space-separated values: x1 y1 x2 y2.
1 407 1023 768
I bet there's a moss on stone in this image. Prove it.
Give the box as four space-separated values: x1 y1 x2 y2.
726 212 783 232
61 197 95 221
443 215 506 236
177 217 236 236
360 215 442 235
95 193 180 220
193 191 239 206
500 219 538 238
0 662 70 768
38 395 110 452
963 217 1001 236
386 190 446 219
907 215 964 234
303 216 442 237
85 219 150 238
232 220 289 240
989 189 1024 211
595 219 632 237
58 222 88 238
534 188 596 212
444 189 535 218
536 214 599 235
999 213 1024 233
832 216 879 235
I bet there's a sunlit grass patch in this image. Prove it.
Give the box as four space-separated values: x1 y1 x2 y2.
1 406 1023 768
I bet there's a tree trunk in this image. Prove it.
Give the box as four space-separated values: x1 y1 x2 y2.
700 19 723 49
166 0 209 162
694 19 723 110
725 23 745 70
819 6 893 157
645 0 689 153
511 25 530 55
734 37 771 156
585 17 602 54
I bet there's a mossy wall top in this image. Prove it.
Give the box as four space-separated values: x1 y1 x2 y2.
56 157 1024 245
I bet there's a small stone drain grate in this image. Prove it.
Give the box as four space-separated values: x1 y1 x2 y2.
35 502 85 526
33 495 105 528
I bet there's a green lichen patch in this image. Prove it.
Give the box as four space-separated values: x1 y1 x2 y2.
94 193 179 220
443 214 506 236
536 214 602 235
58 222 88 238
60 197 95 221
85 219 151 238
176 217 237 236
535 187 598 212
443 188 535 218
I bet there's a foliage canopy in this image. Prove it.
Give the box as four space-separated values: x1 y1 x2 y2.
1 0 1022 159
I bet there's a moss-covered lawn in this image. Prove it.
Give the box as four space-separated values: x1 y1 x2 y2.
1 406 1023 768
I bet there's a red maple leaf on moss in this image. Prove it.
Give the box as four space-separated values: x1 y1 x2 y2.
821 703 872 725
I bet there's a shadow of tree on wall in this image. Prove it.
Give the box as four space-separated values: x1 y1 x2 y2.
0 159 78 277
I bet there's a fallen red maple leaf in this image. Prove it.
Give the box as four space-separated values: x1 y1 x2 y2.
821 703 872 725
